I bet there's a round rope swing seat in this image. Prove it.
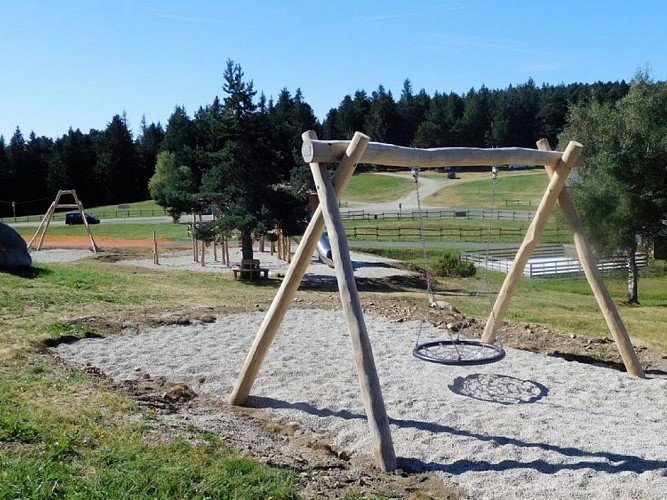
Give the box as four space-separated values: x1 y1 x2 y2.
412 339 506 366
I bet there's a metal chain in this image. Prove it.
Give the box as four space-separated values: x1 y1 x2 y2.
479 167 501 344
413 168 461 356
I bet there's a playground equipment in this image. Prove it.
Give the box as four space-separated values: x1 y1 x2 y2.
316 232 334 267
28 190 98 252
411 166 505 366
229 131 645 472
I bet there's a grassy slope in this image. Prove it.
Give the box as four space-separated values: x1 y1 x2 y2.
338 170 550 209
427 170 549 209
339 172 415 203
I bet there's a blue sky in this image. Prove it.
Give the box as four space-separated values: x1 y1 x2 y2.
2 0 666 140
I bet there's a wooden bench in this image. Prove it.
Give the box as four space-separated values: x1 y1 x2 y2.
233 259 269 280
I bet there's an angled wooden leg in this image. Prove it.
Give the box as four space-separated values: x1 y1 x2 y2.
536 140 644 377
482 141 583 343
28 201 56 250
310 159 397 472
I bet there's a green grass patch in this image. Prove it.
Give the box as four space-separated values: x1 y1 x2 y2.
360 246 667 350
1 429 297 498
340 172 416 204
0 259 299 499
0 262 149 319
428 171 548 209
344 215 572 244
90 199 164 213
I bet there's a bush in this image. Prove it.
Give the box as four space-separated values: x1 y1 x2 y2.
432 253 476 278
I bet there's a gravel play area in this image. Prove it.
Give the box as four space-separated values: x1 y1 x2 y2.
52 306 667 499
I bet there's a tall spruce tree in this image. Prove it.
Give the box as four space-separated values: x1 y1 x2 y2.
200 60 306 261
137 117 165 196
48 128 97 198
0 136 13 217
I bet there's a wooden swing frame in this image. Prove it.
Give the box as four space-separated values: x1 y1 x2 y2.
229 131 644 472
27 189 99 253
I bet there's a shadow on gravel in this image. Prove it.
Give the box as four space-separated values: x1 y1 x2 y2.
250 395 667 477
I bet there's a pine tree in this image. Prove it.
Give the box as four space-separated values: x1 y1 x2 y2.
200 60 307 261
93 115 141 204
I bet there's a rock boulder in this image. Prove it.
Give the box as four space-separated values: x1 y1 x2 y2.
0 222 32 268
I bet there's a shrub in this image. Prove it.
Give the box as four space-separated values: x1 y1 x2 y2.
432 253 476 278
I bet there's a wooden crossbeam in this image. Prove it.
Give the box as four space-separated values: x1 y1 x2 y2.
302 137 564 167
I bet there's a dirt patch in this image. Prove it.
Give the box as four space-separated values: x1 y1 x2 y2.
25 235 190 250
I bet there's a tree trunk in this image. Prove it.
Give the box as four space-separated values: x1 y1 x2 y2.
241 231 254 260
626 242 640 305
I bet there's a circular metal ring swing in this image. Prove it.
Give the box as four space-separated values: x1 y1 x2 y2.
413 339 506 366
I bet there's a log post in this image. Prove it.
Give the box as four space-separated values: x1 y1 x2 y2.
302 138 563 168
224 236 230 267
229 130 397 471
536 139 645 377
153 230 159 265
310 152 397 472
28 201 55 250
482 141 582 343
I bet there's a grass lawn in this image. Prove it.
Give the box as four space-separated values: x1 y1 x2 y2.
339 172 416 203
334 170 553 212
360 246 667 351
427 170 549 209
17 222 191 243
345 214 572 244
91 199 164 212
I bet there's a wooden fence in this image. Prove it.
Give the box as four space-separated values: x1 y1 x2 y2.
340 208 535 221
347 225 567 242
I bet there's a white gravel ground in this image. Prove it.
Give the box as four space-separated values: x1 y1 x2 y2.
52 308 667 499
29 245 415 281
29 248 95 264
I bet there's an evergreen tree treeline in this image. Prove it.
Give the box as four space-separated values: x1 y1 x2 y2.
0 77 630 218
